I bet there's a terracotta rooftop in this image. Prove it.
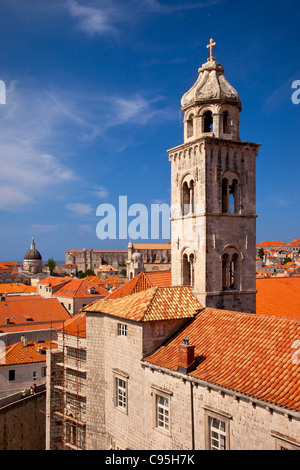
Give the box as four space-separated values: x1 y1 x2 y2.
37 276 72 288
53 278 107 299
256 277 300 319
145 308 300 412
0 296 71 333
105 270 171 300
83 286 202 322
132 243 171 250
0 339 57 366
0 283 37 294
58 313 86 338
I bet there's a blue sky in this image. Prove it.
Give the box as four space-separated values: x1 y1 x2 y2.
0 0 299 262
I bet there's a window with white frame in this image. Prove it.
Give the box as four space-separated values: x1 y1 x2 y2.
113 370 129 414
151 386 172 434
204 407 231 450
209 417 226 450
156 395 169 431
116 378 126 409
117 322 127 337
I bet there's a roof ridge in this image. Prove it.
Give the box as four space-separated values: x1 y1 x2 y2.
142 286 160 320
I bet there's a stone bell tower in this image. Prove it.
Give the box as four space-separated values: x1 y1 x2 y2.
168 39 260 313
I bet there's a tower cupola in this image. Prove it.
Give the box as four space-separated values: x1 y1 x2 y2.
181 39 241 142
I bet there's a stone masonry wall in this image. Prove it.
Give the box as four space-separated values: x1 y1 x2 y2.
0 391 46 450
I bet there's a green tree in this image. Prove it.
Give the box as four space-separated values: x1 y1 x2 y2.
258 248 264 260
46 257 56 272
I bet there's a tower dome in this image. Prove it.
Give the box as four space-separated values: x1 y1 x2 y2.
24 238 42 260
23 238 43 274
181 39 241 142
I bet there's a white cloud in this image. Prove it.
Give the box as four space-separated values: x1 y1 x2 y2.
66 202 94 215
93 185 109 199
66 0 227 36
0 82 79 211
31 224 57 233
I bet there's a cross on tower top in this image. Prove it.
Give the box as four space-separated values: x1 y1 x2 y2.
207 38 216 61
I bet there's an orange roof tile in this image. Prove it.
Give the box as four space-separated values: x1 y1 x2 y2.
58 313 86 338
0 340 57 366
256 277 300 319
53 278 107 299
105 271 171 300
0 297 71 333
37 276 72 288
132 243 171 250
0 283 37 294
83 286 202 322
145 308 300 412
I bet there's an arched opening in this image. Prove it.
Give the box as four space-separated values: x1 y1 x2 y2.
223 111 231 134
222 178 229 213
203 111 213 133
221 174 240 214
187 115 194 138
182 181 190 216
182 254 190 286
229 179 239 213
222 252 239 290
182 179 195 216
182 253 194 287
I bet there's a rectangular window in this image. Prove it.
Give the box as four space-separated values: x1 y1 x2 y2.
41 366 46 377
32 371 37 379
117 323 127 337
116 377 127 410
156 395 169 431
204 406 231 450
8 369 15 381
209 417 226 450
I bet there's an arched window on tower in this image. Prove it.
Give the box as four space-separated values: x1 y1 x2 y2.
222 251 240 290
182 253 194 287
223 111 231 134
221 173 240 214
203 111 213 133
187 114 194 138
182 179 195 216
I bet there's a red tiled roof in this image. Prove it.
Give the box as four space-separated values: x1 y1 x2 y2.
0 297 71 333
0 283 37 294
105 271 171 300
83 286 202 322
145 308 300 412
256 277 300 319
53 278 107 299
59 313 86 338
0 340 57 366
37 276 72 288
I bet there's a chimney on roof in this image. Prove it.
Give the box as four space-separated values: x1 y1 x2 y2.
1 294 5 302
5 317 10 325
21 335 27 348
178 338 195 374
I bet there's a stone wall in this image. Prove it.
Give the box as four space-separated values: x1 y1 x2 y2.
0 390 46 450
84 312 300 450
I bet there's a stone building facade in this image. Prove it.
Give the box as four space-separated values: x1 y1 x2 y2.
81 288 299 451
65 249 127 273
168 41 259 313
66 242 171 279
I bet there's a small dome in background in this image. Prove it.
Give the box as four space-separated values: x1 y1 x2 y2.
24 238 42 260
